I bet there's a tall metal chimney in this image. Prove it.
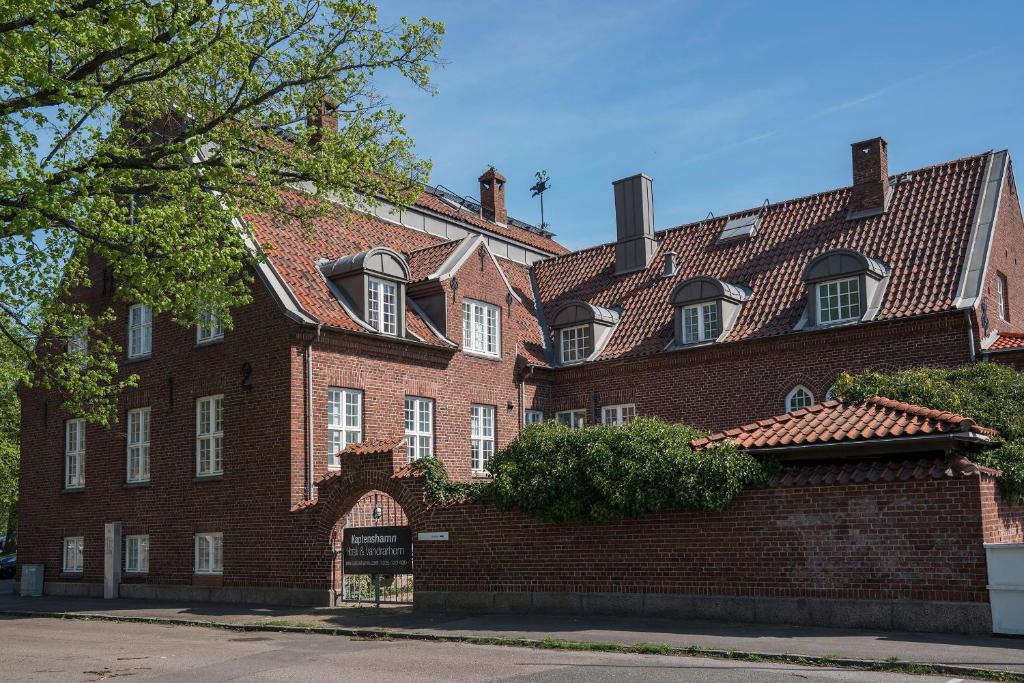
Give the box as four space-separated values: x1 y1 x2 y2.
612 173 658 274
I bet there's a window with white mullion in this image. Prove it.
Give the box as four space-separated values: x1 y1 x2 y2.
997 273 1009 321
196 305 224 344
524 410 544 425
816 277 861 324
555 409 586 430
786 386 815 412
367 277 398 336
62 536 84 572
67 330 88 368
404 397 434 461
682 302 719 344
559 325 591 363
196 395 224 476
126 407 151 483
462 300 500 356
127 304 152 358
471 405 495 473
327 388 362 469
65 418 85 489
601 404 636 426
194 532 223 575
125 535 149 573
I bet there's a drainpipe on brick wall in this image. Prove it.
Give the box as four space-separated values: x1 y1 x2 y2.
304 323 322 500
519 364 535 432
965 309 977 362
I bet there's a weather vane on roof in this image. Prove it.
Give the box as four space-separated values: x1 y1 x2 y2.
530 170 551 231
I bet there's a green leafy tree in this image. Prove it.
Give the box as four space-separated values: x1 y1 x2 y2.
0 1 443 425
833 362 1024 503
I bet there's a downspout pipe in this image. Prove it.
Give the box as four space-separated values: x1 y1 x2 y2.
305 323 322 500
965 309 977 362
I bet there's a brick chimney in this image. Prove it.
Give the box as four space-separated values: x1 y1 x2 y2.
848 137 890 219
307 94 339 144
613 173 658 274
479 166 507 225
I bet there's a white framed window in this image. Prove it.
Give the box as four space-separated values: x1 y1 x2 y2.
125 535 149 573
602 404 637 426
367 277 398 336
556 409 586 430
404 396 434 461
785 385 815 412
471 405 495 473
126 407 151 483
194 532 223 575
65 418 85 489
196 395 224 476
327 388 362 469
682 302 719 344
816 278 861 325
67 330 88 367
997 273 1009 321
62 536 84 572
127 304 153 358
524 410 544 425
462 300 500 357
559 325 591 364
196 306 224 344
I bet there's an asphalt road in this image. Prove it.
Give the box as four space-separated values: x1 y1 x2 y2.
0 616 980 682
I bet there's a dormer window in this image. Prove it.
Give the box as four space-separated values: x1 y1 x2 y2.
367 277 398 335
549 301 620 365
670 277 750 348
321 247 409 338
802 250 889 329
560 324 591 363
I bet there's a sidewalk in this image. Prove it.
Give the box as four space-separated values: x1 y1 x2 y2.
1 584 1023 675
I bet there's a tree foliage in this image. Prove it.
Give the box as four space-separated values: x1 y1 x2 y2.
0 1 443 424
416 418 772 523
833 362 1024 503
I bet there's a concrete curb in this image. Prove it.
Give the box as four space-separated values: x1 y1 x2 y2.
2 608 1022 681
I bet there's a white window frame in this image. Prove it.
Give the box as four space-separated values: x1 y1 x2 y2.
559 325 591 364
67 330 88 367
785 385 815 412
195 395 224 477
997 273 1009 321
462 299 501 357
601 404 637 426
681 302 719 344
125 534 149 573
555 409 586 430
62 536 84 573
127 303 153 359
194 532 223 575
126 407 151 483
524 410 544 425
327 388 363 469
405 396 434 461
196 305 225 344
367 277 398 336
65 418 85 489
471 404 495 473
815 277 861 325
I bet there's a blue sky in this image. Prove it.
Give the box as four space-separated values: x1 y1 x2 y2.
378 1 1024 250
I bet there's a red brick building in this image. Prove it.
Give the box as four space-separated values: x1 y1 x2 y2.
15 132 1024 624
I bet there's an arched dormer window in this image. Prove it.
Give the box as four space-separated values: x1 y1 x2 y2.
549 301 620 365
785 385 815 412
802 250 888 328
321 247 410 337
669 277 751 347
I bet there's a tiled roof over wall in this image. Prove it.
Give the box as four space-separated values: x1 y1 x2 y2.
533 153 992 361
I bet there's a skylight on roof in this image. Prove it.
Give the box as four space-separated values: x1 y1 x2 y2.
717 214 758 243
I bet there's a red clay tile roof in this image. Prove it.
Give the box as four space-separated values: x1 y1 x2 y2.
763 455 998 488
989 332 1024 351
414 191 568 256
341 437 406 456
533 153 992 361
407 240 461 283
692 396 998 450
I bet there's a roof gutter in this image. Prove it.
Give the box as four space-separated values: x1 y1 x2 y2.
741 430 996 460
